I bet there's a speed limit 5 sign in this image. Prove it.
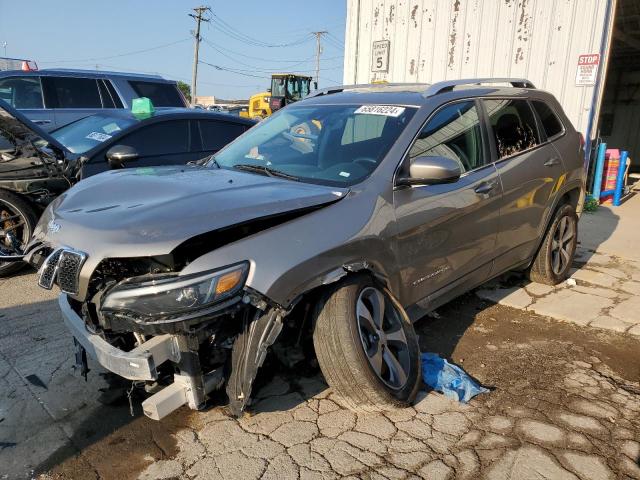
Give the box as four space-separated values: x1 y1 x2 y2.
371 40 390 73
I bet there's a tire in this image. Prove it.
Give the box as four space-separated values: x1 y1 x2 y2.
528 203 578 285
313 276 421 412
0 190 38 277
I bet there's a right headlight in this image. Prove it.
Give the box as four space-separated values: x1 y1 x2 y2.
101 262 249 319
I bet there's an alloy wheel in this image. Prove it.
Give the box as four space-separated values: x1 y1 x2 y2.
551 215 575 275
0 200 28 258
356 286 411 390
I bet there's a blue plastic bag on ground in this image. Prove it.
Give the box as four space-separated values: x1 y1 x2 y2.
421 352 489 403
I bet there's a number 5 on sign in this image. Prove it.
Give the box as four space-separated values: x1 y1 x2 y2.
371 40 390 73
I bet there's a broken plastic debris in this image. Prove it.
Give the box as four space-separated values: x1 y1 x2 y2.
421 352 489 403
566 278 577 286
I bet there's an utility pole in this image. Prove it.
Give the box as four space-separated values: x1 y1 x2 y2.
189 6 210 106
312 31 327 89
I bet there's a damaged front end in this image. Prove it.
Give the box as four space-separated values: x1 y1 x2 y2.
31 246 287 420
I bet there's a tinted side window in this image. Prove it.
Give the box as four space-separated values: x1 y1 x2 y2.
532 101 564 139
128 81 185 107
121 120 189 156
0 76 43 109
43 77 102 108
409 101 484 172
484 99 540 159
199 120 246 151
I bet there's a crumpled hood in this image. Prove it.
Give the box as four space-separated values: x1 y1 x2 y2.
33 165 348 259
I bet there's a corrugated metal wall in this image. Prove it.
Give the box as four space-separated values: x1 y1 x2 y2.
343 0 611 135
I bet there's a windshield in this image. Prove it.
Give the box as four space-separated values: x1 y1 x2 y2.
271 77 286 98
51 114 137 153
210 104 416 187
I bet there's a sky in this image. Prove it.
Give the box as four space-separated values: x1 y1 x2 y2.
0 0 347 100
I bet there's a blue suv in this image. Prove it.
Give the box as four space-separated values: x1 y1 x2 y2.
0 69 188 131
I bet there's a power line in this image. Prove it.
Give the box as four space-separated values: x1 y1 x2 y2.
202 38 316 70
39 38 191 64
327 32 345 48
202 37 342 64
209 14 313 48
199 60 271 79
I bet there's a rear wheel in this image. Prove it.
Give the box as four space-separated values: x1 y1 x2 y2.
313 276 421 411
0 191 38 277
529 203 578 285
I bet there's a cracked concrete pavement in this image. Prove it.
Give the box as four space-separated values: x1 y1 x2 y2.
3 198 640 479
130 350 640 480
475 194 640 337
476 245 640 336
1 269 639 479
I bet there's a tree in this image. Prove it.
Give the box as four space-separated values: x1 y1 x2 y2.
177 81 191 102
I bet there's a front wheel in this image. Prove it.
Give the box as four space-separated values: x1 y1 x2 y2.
528 203 578 285
0 191 38 277
313 276 421 411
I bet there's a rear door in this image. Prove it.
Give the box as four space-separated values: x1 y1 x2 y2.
483 98 566 273
0 75 56 130
392 100 501 309
42 76 104 128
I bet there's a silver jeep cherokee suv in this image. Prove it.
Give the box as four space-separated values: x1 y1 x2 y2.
19 78 585 419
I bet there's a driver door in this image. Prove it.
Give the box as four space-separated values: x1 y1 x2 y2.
392 100 501 309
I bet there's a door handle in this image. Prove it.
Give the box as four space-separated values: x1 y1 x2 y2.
474 181 496 195
33 120 51 125
544 157 560 167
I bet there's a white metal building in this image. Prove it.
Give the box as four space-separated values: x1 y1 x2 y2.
343 0 640 169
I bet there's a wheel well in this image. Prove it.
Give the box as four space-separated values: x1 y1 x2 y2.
560 188 580 210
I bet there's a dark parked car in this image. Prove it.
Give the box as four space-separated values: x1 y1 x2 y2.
0 101 255 274
0 69 188 131
17 79 585 420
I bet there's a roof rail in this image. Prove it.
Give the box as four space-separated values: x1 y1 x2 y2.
307 84 359 98
423 78 535 97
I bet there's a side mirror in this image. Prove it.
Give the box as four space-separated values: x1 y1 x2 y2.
397 156 462 186
106 145 139 169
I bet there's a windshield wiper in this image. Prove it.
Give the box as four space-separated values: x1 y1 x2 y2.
232 163 300 181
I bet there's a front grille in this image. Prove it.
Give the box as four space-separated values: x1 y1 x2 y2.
37 248 87 294
37 249 62 290
57 250 86 295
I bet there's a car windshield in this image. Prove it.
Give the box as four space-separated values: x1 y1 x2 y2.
210 104 416 187
51 114 138 153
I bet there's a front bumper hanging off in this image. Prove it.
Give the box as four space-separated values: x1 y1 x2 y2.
58 294 223 420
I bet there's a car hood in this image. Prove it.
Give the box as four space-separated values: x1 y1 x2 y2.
33 165 348 259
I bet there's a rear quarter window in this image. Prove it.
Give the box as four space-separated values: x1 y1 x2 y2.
128 81 185 107
532 101 564 139
484 99 541 159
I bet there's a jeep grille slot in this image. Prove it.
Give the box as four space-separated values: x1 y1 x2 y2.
37 248 87 294
57 250 87 295
37 249 62 290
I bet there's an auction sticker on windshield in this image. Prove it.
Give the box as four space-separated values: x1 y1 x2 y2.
355 105 405 117
85 132 112 142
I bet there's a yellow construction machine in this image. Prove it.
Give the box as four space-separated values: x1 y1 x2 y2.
240 73 314 119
